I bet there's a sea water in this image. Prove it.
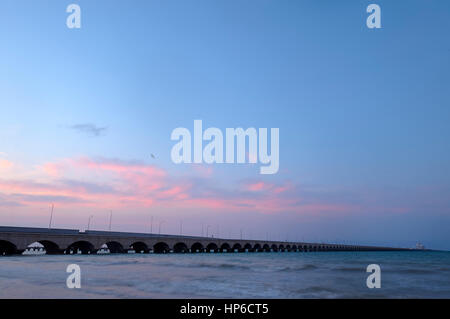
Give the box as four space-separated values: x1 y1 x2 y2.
0 251 449 298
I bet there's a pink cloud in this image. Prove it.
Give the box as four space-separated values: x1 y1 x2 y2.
0 159 13 171
41 162 65 177
243 180 293 194
76 157 166 177
246 182 269 191
0 156 369 216
191 164 214 177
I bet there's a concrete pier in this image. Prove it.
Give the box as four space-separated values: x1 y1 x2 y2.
0 226 413 255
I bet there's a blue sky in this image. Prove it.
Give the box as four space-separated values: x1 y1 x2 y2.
0 0 449 250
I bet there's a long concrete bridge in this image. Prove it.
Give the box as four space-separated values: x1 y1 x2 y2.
0 226 412 255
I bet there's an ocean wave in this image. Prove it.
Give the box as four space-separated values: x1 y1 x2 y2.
278 264 319 272
392 269 436 275
200 263 251 270
333 266 363 272
294 286 338 294
103 260 140 266
2 251 450 298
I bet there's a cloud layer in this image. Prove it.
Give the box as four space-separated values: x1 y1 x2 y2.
3 155 443 221
0 156 368 216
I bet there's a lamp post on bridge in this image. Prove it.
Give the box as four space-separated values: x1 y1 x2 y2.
48 204 54 229
87 215 94 231
149 215 153 234
159 221 165 235
108 211 112 231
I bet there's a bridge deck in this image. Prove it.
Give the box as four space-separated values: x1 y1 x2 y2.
0 226 415 255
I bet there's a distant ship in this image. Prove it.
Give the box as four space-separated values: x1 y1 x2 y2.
416 242 425 250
